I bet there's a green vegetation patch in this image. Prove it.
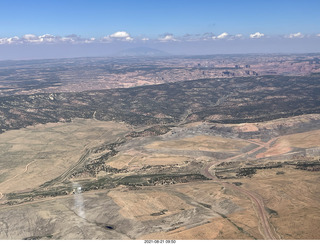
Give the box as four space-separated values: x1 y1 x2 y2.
118 173 210 186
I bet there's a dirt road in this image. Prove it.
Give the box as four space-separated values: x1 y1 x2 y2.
226 183 276 239
202 137 278 239
0 161 35 200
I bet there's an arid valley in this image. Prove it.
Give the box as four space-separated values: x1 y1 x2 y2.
0 54 319 240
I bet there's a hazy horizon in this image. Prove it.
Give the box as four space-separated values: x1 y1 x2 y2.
1 37 320 61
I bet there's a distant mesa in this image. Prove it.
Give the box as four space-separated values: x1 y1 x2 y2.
115 47 170 57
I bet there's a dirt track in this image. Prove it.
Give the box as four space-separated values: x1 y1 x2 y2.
226 183 276 239
202 137 279 240
0 161 35 201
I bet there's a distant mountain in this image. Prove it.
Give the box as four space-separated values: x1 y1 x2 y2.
115 47 170 57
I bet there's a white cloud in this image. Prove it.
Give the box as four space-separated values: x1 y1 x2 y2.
22 34 37 40
158 34 177 42
287 32 304 38
2 31 318 46
210 33 243 40
201 32 215 40
84 37 96 43
22 34 58 43
39 34 56 43
110 31 130 38
101 36 112 42
60 36 76 43
0 34 95 44
216 32 229 39
20 34 61 43
226 33 244 41
0 36 20 44
103 31 133 42
249 32 265 39
0 38 9 45
182 34 201 42
22 34 44 43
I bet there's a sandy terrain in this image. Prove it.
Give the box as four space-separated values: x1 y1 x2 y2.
146 135 251 152
275 129 320 148
240 168 320 239
0 115 320 239
108 188 193 221
257 129 320 158
0 119 130 193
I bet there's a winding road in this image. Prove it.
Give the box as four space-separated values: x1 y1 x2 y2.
202 137 278 240
0 161 35 200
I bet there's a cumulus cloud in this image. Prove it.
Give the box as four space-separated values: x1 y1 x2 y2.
158 34 177 42
60 34 84 43
209 32 243 41
60 37 76 43
3 31 318 46
84 37 96 43
216 32 229 39
225 33 244 41
0 36 19 44
21 33 59 43
102 31 133 42
39 34 56 42
249 32 265 39
201 32 215 40
101 36 112 42
22 34 37 40
8 33 81 44
194 32 243 41
181 33 202 42
22 34 45 43
0 33 96 45
287 32 304 38
110 31 130 38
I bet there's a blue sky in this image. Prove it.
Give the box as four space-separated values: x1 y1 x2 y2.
1 0 320 37
0 0 320 59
